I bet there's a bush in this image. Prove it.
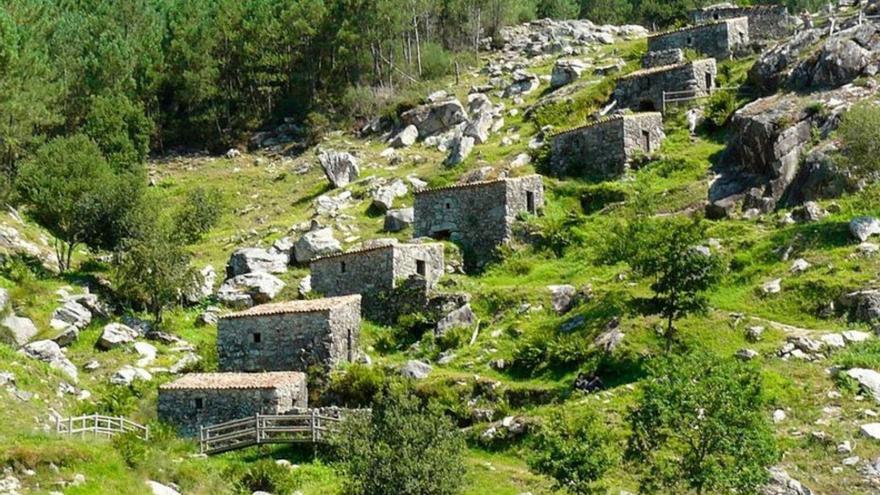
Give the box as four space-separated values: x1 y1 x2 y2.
172 186 224 244
333 384 466 495
231 459 298 494
83 93 154 171
326 364 387 407
627 351 778 494
529 409 618 494
704 90 737 129
838 102 880 181
420 42 452 80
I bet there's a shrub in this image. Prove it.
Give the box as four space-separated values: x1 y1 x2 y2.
529 409 618 495
333 384 466 495
326 364 387 407
83 93 154 170
232 459 298 494
838 102 880 181
172 186 224 244
420 42 452 80
627 351 778 494
704 90 737 129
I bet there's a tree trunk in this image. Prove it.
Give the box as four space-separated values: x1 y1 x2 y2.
413 11 422 77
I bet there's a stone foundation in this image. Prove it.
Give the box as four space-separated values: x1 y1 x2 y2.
613 59 717 112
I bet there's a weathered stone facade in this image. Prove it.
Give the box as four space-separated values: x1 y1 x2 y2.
413 175 544 271
689 4 795 41
642 48 684 69
310 242 444 319
217 295 361 373
648 18 749 60
158 372 308 437
613 59 717 112
549 113 665 178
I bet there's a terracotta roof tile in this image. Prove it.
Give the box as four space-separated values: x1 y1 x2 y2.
161 372 306 390
220 295 361 319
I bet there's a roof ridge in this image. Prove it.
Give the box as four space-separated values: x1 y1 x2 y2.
648 17 746 39
415 174 542 195
618 58 714 80
551 112 662 138
310 243 397 263
220 294 361 319
160 371 306 390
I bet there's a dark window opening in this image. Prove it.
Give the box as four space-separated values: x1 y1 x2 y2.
705 72 713 91
253 332 262 344
194 398 204 410
642 130 651 151
686 36 693 46
416 259 426 276
340 261 346 273
445 202 452 210
432 229 452 241
526 191 536 214
638 100 656 112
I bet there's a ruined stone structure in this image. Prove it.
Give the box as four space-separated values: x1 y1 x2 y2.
217 295 361 373
310 242 444 319
689 4 795 41
549 113 665 178
413 175 544 271
158 372 308 437
642 48 684 69
613 59 717 112
648 18 749 60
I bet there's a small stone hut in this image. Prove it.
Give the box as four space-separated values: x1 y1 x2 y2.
217 295 361 373
689 4 795 41
310 242 444 318
550 113 665 178
613 59 717 112
413 175 544 271
158 372 308 437
648 18 749 60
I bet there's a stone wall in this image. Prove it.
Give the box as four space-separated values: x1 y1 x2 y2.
642 48 684 68
550 113 665 178
158 376 307 437
690 5 794 41
413 176 544 271
613 59 717 112
648 18 749 60
217 297 361 372
310 243 444 319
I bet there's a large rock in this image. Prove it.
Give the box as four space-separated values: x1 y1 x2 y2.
0 288 8 312
293 227 341 264
50 300 92 330
226 248 288 278
1 314 38 347
850 217 880 242
444 135 474 166
20 340 77 382
846 368 880 403
401 360 432 380
146 481 181 495
401 98 469 138
319 150 360 188
384 208 414 232
97 323 139 350
463 111 494 145
802 37 872 88
749 28 824 93
370 179 408 212
390 125 419 148
186 265 217 303
110 365 152 386
762 466 814 495
218 272 285 308
841 289 880 323
435 304 476 337
550 59 586 88
548 285 576 314
504 70 540 97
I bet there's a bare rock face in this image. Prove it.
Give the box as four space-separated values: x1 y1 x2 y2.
851 217 880 242
293 227 341 264
389 125 418 148
401 98 469 138
761 466 813 495
504 69 540 98
20 340 78 382
319 150 360 188
434 304 476 337
370 179 408 213
50 300 92 331
401 360 432 380
444 135 474 166
550 59 586 88
1 314 38 347
226 248 288 278
97 323 139 350
217 272 286 308
384 208 414 232
750 28 824 93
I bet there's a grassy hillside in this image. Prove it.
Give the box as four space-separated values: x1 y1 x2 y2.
3 22 880 495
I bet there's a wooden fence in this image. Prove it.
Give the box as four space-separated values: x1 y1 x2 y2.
199 412 342 455
56 414 150 441
661 86 752 113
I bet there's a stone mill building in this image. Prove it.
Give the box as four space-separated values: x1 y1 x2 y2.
613 58 717 112
158 372 308 437
217 295 361 373
413 175 544 271
689 4 795 41
648 17 749 60
549 113 665 178
310 241 444 318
